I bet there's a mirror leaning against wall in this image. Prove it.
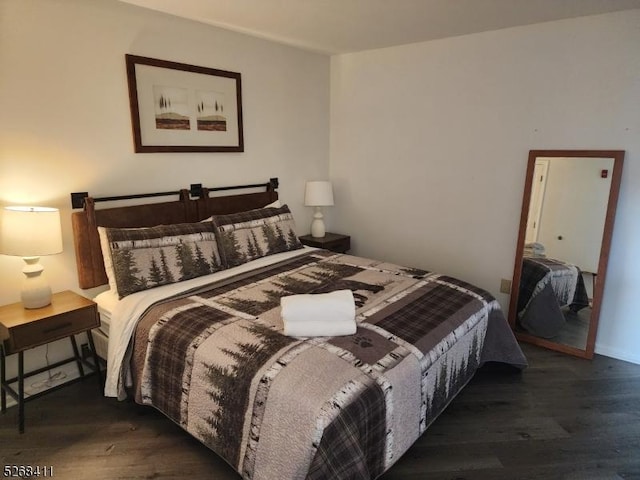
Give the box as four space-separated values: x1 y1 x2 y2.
508 150 624 359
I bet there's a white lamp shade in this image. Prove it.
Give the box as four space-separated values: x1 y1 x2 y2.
304 181 334 207
1 206 63 257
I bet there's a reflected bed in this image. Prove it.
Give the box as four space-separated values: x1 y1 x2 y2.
517 256 589 339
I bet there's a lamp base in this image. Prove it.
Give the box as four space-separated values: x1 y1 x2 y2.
310 207 326 238
21 257 53 309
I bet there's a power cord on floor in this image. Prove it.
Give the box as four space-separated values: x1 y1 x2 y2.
29 343 67 390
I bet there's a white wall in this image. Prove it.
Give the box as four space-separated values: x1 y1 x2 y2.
330 10 640 364
0 0 329 379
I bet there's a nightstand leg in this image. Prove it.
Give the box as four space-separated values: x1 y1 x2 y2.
18 351 24 434
69 335 85 377
1 345 6 414
86 331 103 387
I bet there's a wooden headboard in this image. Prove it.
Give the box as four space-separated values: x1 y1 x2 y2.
71 179 279 289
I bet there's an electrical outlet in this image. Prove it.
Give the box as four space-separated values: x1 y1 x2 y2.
500 278 512 294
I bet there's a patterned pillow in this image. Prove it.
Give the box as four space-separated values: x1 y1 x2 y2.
98 222 224 298
211 205 303 268
199 199 282 222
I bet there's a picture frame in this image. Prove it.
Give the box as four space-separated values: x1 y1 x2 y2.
125 54 244 153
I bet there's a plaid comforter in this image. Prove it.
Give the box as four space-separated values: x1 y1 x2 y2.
126 250 525 480
518 256 589 315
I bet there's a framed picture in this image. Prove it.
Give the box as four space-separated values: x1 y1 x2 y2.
125 54 244 153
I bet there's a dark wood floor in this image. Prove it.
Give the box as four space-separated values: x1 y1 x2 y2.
1 343 639 480
554 306 590 351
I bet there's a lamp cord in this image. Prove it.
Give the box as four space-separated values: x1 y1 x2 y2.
29 343 67 390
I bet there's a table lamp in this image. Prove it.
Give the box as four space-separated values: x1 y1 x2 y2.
304 181 334 238
1 206 63 309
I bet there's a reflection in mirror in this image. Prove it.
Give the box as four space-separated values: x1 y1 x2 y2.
508 150 624 359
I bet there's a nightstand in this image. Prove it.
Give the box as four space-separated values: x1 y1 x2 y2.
0 290 101 433
299 232 351 253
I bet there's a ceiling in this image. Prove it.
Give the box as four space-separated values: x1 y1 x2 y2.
119 0 640 54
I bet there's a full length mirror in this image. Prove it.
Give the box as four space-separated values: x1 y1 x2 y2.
508 150 624 358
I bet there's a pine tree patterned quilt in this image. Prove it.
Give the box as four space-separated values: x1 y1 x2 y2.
125 250 525 480
517 256 582 314
516 256 590 338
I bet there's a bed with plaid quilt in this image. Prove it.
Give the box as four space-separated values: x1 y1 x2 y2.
517 256 590 338
121 249 525 480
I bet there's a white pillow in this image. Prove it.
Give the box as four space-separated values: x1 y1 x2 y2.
98 226 118 293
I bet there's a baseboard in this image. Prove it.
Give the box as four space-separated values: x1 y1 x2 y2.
3 362 83 410
595 343 640 365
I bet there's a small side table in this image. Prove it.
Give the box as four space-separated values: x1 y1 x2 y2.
0 290 101 433
299 232 351 254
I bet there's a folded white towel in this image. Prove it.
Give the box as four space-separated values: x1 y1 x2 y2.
284 319 357 337
281 289 356 337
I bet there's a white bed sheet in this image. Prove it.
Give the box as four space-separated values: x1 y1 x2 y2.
103 246 318 399
94 289 120 337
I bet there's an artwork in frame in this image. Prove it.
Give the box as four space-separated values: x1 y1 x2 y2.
125 54 244 153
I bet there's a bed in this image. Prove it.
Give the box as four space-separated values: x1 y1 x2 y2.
71 179 526 480
516 255 590 339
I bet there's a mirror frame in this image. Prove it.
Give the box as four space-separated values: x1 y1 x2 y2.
508 149 624 359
